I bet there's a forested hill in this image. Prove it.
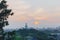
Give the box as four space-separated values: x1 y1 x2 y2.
16 28 48 40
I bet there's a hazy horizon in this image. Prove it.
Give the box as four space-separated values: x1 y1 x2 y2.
3 0 60 29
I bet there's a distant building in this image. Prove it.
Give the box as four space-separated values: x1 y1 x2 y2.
56 33 60 40
48 33 57 40
50 33 60 40
25 23 28 29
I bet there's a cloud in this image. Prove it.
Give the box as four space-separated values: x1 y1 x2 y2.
6 0 48 23
7 0 60 24
7 0 31 14
3 0 60 29
8 7 48 23
6 0 31 22
31 7 60 24
28 8 48 21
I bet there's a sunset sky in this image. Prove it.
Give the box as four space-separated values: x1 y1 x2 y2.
3 0 60 29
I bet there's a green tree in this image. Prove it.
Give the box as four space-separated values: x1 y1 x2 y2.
0 0 14 40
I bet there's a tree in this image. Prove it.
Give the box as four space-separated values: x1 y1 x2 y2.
7 31 16 40
0 0 14 40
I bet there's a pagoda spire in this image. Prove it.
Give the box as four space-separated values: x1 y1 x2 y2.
25 23 28 29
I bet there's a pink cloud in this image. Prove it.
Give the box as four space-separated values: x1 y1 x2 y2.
7 0 60 24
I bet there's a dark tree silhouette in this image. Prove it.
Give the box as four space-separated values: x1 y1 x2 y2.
0 0 14 40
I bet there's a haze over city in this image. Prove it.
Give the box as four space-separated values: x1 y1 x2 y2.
3 0 60 29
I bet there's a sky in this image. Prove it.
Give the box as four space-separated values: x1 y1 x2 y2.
3 0 60 29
